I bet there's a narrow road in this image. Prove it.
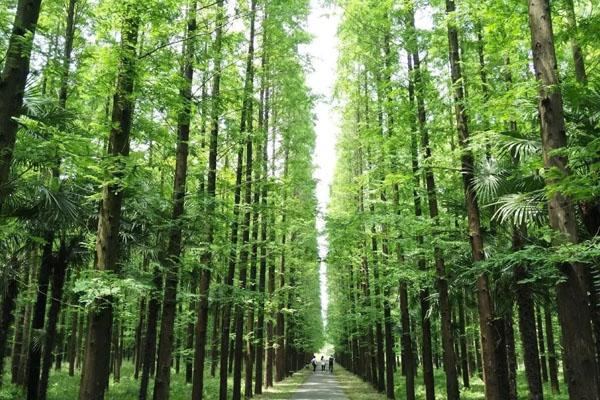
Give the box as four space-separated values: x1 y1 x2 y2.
292 370 348 400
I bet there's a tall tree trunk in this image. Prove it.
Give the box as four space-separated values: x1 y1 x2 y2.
564 0 587 83
515 258 544 399
369 232 385 393
0 256 20 388
505 313 518 400
265 132 276 388
38 241 69 400
67 308 78 377
0 0 43 206
398 281 415 400
79 6 140 398
26 234 54 400
254 66 270 394
527 1 600 397
275 152 288 383
139 265 162 400
134 297 146 380
445 1 505 398
536 306 548 382
407 8 460 397
153 3 196 399
209 300 219 378
234 4 257 398
544 305 560 393
191 1 225 398
457 290 470 388
11 300 25 384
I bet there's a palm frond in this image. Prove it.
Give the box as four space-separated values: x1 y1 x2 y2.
495 130 541 159
491 190 546 226
473 157 505 203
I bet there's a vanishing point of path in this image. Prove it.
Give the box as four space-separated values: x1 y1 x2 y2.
291 371 348 400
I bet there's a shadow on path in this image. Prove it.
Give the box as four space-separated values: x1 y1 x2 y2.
291 371 348 400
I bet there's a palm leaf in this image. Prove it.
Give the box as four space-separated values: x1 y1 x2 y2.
490 190 546 226
473 157 505 203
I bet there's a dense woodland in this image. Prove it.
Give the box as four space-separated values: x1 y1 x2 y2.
0 0 324 399
326 0 600 400
0 0 599 399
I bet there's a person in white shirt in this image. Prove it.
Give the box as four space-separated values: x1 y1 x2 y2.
310 355 317 372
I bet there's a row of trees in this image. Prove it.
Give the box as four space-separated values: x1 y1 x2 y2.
0 0 323 399
327 0 599 399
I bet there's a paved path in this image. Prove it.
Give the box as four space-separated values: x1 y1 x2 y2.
291 370 348 400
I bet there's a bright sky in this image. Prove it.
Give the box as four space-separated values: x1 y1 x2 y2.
305 1 341 327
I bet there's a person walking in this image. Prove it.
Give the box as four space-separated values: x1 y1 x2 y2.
329 356 334 373
311 355 317 373
321 356 326 372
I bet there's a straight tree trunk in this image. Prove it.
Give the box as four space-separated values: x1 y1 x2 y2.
514 226 544 400
536 306 548 382
79 6 140 398
26 234 54 400
505 314 518 400
38 241 69 400
134 297 146 379
369 233 385 393
398 281 415 400
275 155 288 383
457 291 470 388
153 3 196 399
527 2 600 398
191 1 225 398
139 265 162 400
544 306 560 393
209 300 219 378
67 308 78 377
402 52 435 398
407 8 460 396
564 0 587 83
254 71 270 395
234 4 257 398
445 1 505 398
0 256 20 388
11 300 25 384
0 0 43 206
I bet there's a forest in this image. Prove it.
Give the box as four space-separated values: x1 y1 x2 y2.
0 0 599 399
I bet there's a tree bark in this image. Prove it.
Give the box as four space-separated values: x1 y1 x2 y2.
0 0 43 207
79 5 139 398
407 8 460 397
445 1 505 398
564 0 587 83
153 3 196 399
26 233 54 400
536 305 548 382
457 290 470 388
544 305 560 393
191 2 225 399
38 241 69 400
527 1 600 398
0 256 20 388
234 3 257 398
139 265 162 400
254 61 270 395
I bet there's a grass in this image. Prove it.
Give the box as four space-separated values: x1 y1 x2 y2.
0 359 569 400
0 361 311 400
334 365 569 400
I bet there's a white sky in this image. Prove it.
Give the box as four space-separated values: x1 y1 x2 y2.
305 1 341 327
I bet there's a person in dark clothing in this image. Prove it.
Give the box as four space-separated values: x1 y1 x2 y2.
329 356 334 373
